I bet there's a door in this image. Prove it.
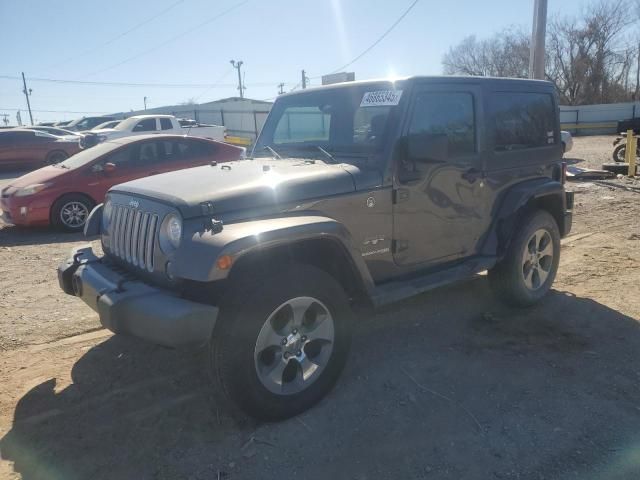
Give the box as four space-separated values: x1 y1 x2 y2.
86 142 165 199
0 132 18 166
392 85 487 267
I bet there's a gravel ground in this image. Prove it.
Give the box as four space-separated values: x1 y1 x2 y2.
0 136 639 480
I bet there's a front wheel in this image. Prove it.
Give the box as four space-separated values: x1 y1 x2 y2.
45 150 68 165
489 210 561 307
210 264 352 420
51 194 95 232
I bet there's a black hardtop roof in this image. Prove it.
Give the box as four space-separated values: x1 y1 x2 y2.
279 75 554 97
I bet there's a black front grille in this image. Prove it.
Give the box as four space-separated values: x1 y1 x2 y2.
109 205 159 272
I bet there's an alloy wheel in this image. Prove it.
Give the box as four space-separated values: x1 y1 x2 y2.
60 201 89 229
254 296 335 395
521 228 554 290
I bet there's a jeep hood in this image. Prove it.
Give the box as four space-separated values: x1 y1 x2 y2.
110 159 360 218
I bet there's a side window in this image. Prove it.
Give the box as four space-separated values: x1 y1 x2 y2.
171 140 214 159
132 118 157 132
103 146 133 167
160 118 173 130
32 132 55 143
492 93 555 151
407 92 475 158
135 142 163 165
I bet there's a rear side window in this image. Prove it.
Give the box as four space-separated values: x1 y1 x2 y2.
492 92 555 151
133 118 157 132
160 118 173 130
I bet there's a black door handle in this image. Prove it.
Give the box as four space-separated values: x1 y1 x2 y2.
461 168 482 183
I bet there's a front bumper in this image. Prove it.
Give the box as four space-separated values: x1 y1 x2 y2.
0 196 50 226
58 245 218 348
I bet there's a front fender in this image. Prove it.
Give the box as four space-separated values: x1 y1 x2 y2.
173 215 374 288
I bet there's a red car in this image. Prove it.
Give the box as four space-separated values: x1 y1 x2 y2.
0 134 244 231
0 129 83 169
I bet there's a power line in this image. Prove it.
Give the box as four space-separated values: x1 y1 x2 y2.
315 0 420 77
0 74 286 89
193 68 234 102
0 107 111 114
43 0 185 72
82 1 249 78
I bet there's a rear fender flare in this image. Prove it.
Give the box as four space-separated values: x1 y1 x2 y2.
481 178 566 257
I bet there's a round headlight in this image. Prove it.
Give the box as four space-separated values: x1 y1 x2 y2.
165 214 182 249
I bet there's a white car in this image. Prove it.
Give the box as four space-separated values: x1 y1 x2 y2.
561 130 573 154
91 114 225 143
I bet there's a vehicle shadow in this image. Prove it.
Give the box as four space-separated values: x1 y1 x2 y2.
0 224 98 247
2 281 640 479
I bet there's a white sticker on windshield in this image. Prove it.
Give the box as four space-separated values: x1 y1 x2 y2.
360 90 403 107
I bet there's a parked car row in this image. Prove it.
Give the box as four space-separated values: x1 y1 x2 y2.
0 129 83 169
0 134 244 231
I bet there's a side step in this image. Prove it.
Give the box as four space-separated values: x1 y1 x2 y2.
370 256 497 307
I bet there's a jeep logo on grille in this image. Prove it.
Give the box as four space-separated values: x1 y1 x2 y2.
128 200 140 208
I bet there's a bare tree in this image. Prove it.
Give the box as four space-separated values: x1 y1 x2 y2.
442 28 530 78
546 0 635 105
443 0 638 105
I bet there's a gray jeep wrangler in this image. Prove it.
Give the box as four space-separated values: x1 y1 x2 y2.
58 76 573 420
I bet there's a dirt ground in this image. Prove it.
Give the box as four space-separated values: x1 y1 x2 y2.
0 137 639 479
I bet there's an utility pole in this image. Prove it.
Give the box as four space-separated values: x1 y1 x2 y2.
301 69 308 89
230 60 245 98
21 72 34 125
528 0 548 80
278 83 285 95
144 96 148 110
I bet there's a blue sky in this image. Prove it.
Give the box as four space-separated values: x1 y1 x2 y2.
1 0 586 124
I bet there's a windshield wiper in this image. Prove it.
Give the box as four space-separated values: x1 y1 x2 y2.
263 145 283 159
316 146 337 164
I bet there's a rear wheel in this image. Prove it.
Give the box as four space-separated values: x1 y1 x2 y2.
489 210 560 307
51 194 95 232
209 264 352 420
45 150 68 165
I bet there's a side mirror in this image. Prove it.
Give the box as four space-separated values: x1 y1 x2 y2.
103 162 117 174
407 133 449 163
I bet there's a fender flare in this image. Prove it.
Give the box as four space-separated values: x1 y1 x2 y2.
480 178 567 257
173 215 375 292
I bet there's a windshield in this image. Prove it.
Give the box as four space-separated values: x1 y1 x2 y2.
113 117 139 131
253 82 403 161
57 141 123 169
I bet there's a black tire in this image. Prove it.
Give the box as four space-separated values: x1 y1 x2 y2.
209 264 353 420
51 193 95 232
602 162 638 176
613 144 626 162
612 143 640 163
44 150 68 165
488 210 561 307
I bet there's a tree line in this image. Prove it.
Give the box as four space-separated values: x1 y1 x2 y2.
442 0 640 105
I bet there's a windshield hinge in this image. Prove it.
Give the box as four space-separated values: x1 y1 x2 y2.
392 239 409 253
393 188 410 204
